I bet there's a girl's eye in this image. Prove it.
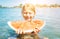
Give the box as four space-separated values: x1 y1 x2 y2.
23 14 26 16
24 12 27 14
29 12 32 14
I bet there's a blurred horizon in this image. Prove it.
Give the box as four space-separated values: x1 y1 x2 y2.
0 0 60 7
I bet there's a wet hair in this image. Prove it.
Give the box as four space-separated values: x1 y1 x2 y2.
22 4 36 14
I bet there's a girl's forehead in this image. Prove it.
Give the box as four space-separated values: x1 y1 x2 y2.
23 10 34 13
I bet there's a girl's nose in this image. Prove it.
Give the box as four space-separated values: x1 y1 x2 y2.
27 13 30 16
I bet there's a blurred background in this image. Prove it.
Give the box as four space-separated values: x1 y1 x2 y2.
0 0 60 39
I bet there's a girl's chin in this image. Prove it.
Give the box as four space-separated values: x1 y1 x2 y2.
26 19 31 21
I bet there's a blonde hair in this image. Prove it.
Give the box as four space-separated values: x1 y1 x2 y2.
22 4 36 14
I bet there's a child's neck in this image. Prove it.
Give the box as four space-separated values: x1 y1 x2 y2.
25 19 32 22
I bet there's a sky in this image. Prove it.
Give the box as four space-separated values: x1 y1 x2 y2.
0 0 60 7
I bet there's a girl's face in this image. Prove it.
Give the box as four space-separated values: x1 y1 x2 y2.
22 9 35 21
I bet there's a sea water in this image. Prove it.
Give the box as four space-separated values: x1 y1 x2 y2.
0 8 60 39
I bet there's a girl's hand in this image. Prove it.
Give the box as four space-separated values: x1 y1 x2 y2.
16 29 30 34
32 28 40 34
35 28 40 32
16 29 22 34
16 28 40 34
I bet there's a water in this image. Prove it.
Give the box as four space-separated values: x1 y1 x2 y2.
0 8 60 39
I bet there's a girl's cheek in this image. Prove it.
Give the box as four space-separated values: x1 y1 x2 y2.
23 14 26 16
